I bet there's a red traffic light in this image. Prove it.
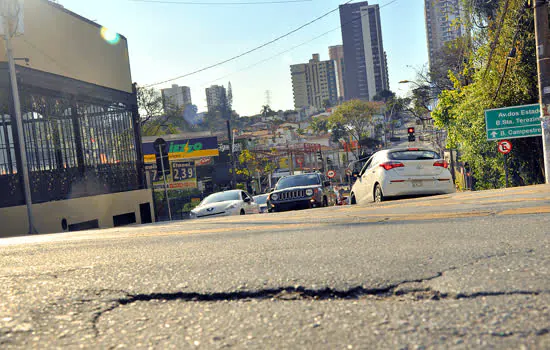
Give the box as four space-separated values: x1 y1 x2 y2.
408 127 415 134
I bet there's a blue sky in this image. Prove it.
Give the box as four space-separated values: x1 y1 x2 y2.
58 0 428 115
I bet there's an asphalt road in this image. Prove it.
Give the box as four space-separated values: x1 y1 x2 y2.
1 185 549 349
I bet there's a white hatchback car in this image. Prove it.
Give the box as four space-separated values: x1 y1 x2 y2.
190 190 259 219
350 148 455 204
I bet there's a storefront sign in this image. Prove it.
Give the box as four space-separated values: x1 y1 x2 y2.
143 137 219 163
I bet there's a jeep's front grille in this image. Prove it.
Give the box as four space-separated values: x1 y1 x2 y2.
279 189 306 200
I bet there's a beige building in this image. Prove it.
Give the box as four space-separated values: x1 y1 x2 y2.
161 84 192 112
425 0 465 69
205 85 227 112
0 0 154 237
290 54 338 110
328 45 345 101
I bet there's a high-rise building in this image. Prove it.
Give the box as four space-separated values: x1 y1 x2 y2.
161 84 192 112
205 85 227 112
290 54 338 110
339 1 389 101
425 0 465 69
328 45 345 100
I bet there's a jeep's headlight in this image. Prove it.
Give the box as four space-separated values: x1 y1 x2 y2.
305 189 314 196
271 193 279 201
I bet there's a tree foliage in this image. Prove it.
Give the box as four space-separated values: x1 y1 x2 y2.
372 89 395 102
137 86 188 136
309 118 328 135
237 149 277 178
431 0 544 189
328 99 379 149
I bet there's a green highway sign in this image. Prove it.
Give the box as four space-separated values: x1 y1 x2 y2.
485 104 542 141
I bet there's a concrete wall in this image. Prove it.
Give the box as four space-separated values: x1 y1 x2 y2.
0 0 133 93
0 189 154 238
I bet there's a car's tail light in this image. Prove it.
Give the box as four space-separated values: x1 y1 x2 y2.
433 160 449 168
380 161 404 171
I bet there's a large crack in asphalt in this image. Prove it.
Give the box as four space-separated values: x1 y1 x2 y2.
87 271 549 339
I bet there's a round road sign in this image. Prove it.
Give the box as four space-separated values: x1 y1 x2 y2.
498 140 512 155
326 170 336 179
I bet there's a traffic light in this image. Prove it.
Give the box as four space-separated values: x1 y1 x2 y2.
317 150 323 161
154 138 170 177
407 127 416 142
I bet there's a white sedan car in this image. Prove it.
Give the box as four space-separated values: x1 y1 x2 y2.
350 148 455 204
190 190 259 219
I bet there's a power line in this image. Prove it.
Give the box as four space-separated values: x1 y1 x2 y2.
131 0 312 4
153 0 398 106
143 0 354 87
202 0 398 87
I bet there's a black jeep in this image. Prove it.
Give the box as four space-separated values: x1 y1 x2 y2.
267 173 336 212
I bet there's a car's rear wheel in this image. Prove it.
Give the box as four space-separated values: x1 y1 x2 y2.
374 184 384 203
350 194 357 205
240 209 245 215
323 197 328 207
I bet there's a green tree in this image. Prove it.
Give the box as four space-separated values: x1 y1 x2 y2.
373 89 395 102
329 99 379 154
308 118 328 135
329 122 347 144
431 0 544 189
261 105 276 119
237 149 277 179
137 86 187 136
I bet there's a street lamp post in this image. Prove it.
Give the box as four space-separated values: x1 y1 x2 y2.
2 3 37 234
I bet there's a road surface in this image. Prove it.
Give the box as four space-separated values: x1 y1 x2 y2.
1 185 549 348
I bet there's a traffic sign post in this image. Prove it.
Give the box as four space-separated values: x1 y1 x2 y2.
485 104 542 141
497 140 512 155
498 140 513 188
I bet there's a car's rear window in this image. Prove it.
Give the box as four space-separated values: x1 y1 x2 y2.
389 150 440 160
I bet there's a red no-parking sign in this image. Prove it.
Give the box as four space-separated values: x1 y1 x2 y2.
326 170 336 179
498 140 512 155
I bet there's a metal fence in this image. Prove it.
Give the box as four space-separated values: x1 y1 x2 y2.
0 77 143 208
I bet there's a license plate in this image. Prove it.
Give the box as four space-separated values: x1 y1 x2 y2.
412 180 423 187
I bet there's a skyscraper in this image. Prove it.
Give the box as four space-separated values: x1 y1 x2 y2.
339 1 389 101
205 85 227 113
161 84 192 112
328 45 345 101
425 0 465 69
290 54 338 110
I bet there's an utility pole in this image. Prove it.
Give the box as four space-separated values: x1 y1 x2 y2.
534 0 550 184
287 143 294 175
3 4 37 234
227 120 237 189
158 146 172 221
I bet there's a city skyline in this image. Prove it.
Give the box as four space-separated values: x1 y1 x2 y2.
53 0 428 116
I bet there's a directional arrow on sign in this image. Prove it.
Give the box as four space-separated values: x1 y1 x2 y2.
491 131 498 138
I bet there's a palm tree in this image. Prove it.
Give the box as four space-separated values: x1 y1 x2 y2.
261 105 274 119
309 118 328 135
